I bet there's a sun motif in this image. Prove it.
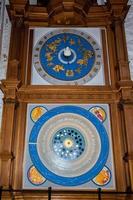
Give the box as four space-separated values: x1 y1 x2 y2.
31 106 47 122
28 166 46 185
63 138 74 148
93 166 111 186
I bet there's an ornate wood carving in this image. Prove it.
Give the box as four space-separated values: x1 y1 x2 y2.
0 0 133 199
0 80 21 188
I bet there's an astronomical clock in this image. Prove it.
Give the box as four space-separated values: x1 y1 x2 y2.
1 1 132 200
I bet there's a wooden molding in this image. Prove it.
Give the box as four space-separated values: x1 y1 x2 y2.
7 2 113 26
9 0 29 16
16 85 120 103
7 0 130 26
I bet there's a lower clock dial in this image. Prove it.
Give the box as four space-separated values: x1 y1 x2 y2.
29 106 109 186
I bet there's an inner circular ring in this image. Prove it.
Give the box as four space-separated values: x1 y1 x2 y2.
52 127 85 161
37 113 101 177
58 48 77 64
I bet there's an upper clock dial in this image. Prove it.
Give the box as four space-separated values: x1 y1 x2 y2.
33 29 102 85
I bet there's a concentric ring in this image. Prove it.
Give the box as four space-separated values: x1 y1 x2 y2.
33 29 102 85
29 106 109 186
52 127 85 160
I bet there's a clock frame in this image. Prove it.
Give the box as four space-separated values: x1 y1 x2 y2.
0 1 133 200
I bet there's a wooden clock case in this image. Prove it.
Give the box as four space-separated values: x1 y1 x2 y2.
0 0 133 199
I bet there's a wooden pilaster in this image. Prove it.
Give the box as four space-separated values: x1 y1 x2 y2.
122 103 133 191
109 1 133 192
110 103 127 191
11 102 27 189
7 0 29 81
106 24 117 88
0 80 20 188
114 19 130 81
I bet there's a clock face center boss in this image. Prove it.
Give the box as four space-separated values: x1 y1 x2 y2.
33 29 102 85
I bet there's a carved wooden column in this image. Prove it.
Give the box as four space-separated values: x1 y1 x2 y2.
122 103 133 191
114 19 130 81
109 1 131 84
20 23 30 85
10 101 27 189
7 0 29 82
0 80 20 188
114 19 133 192
0 0 29 188
110 1 133 191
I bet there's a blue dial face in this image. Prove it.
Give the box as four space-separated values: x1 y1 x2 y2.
29 106 109 186
33 29 102 85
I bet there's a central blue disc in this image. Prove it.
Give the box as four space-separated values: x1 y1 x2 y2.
52 127 85 160
39 33 95 81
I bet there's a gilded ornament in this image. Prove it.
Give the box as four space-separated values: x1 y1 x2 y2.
53 65 64 72
66 70 74 77
75 67 81 74
46 52 53 61
77 59 88 66
69 39 75 45
83 50 94 58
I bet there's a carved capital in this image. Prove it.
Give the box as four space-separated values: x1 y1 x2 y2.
1 80 21 100
109 1 129 20
9 0 29 26
10 0 29 14
11 15 25 27
117 80 133 100
3 97 18 106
